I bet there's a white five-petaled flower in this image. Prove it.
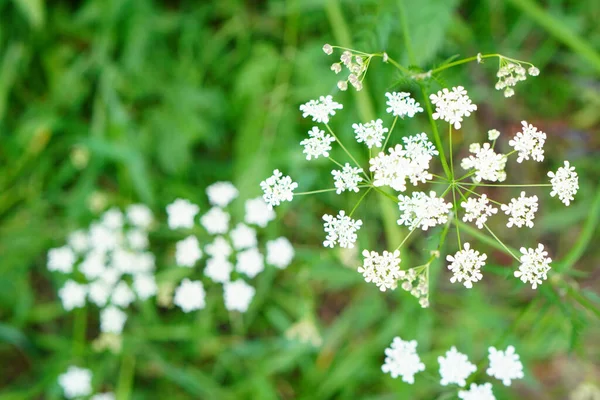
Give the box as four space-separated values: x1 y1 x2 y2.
100 305 127 334
244 197 275 228
397 191 452 231
509 121 546 163
48 246 76 273
501 191 538 228
58 366 93 399
300 127 335 160
166 199 199 229
206 181 239 207
126 204 153 229
381 337 425 384
204 257 233 283
446 243 487 288
358 250 402 291
299 95 343 124
173 278 206 312
266 237 295 269
461 194 498 229
230 223 257 250
236 247 265 278
223 279 255 312
458 383 496 400
486 345 524 386
322 210 362 248
488 129 501 141
385 92 423 118
514 244 552 289
58 280 87 311
332 163 363 194
205 236 233 259
200 207 230 235
133 274 157 300
175 236 203 267
548 161 578 206
322 43 333 55
438 346 477 387
353 119 388 148
460 143 507 182
430 86 477 129
260 169 298 208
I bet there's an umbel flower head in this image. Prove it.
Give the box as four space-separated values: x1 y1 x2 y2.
381 337 425 384
446 243 487 288
458 383 496 400
486 345 524 386
397 191 452 231
548 161 579 206
260 169 298 208
438 346 477 387
299 95 343 124
430 86 477 129
514 244 552 289
358 250 402 291
58 366 92 399
300 126 335 160
322 210 362 248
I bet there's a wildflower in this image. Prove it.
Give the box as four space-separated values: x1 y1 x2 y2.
126 229 149 250
91 394 116 400
430 86 477 129
101 208 124 230
299 95 343 124
200 207 230 235
260 169 298 208
381 337 425 384
133 274 157 300
548 161 578 206
385 92 423 118
486 345 524 386
58 366 92 399
438 346 477 387
458 383 496 400
446 243 486 288
223 280 255 312
166 198 199 229
322 43 333 55
206 181 239 207
501 192 538 228
285 318 323 347
353 119 388 148
460 143 507 182
126 204 153 229
322 210 362 248
461 195 498 229
358 250 402 291
100 305 127 334
230 223 257 250
58 280 87 311
397 191 452 231
399 268 429 307
300 127 336 160
68 230 89 254
48 246 76 273
528 66 540 76
236 247 265 278
488 129 501 141
266 237 295 268
244 197 275 227
509 121 546 163
175 236 203 267
495 61 527 97
173 279 206 312
89 281 112 307
514 244 551 289
477 53 483 63
111 281 135 307
204 257 233 283
205 236 233 259
331 63 342 74
332 163 363 194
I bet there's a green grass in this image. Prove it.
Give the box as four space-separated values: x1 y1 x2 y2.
1 0 599 399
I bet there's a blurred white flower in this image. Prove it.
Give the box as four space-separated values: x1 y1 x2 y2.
175 236 203 267
91 393 116 400
88 280 112 307
204 257 233 283
111 281 135 308
206 181 239 207
126 204 153 230
200 207 230 235
223 280 255 312
68 230 89 254
205 236 233 259
173 279 206 312
260 169 298 208
486 345 524 386
236 247 265 278
58 280 87 311
548 161 578 206
166 199 199 229
244 197 276 228
230 223 258 250
133 274 157 300
58 366 92 399
100 305 127 334
438 346 477 387
126 229 149 251
101 208 124 230
459 383 496 400
48 246 76 273
381 337 425 384
266 237 294 269
515 244 551 289
509 121 546 163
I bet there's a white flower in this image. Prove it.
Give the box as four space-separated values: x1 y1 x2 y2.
381 337 425 384
173 279 206 312
111 281 135 307
514 244 552 289
91 393 116 400
205 236 233 259
204 257 233 283
300 127 335 160
352 119 388 148
446 243 487 288
126 229 149 250
223 280 255 312
48 246 76 273
509 121 546 163
206 181 239 207
101 208 124 230
322 43 333 55
88 280 112 307
166 198 199 229
397 191 452 231
460 143 507 182
89 223 120 252
548 161 578 206
461 195 498 229
68 230 89 253
358 250 402 291
266 237 294 268
58 280 87 311
133 274 157 300
236 247 265 278
175 236 202 267
244 197 276 228
299 95 343 124
438 346 477 387
495 62 528 97
331 63 342 74
488 129 501 141
501 192 538 228
458 383 496 400
385 92 423 118
200 207 230 235
332 163 363 194
430 86 477 129
230 223 257 250
58 366 92 399
486 345 524 386
100 305 127 333
322 210 362 248
260 169 298 208
528 66 540 76
126 204 153 229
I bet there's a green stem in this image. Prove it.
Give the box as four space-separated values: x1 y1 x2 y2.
459 183 551 187
325 124 369 180
420 85 452 179
72 306 87 358
382 116 399 150
116 353 136 400
483 223 520 261
430 54 499 74
349 187 372 217
296 188 338 195
451 186 461 248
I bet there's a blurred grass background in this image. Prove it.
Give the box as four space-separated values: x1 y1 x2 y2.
1 0 599 399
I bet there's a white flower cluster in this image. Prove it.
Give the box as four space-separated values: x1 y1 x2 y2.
332 163 363 194
461 142 507 182
494 59 539 97
397 191 452 231
299 95 343 124
385 92 423 118
322 210 362 248
446 242 487 288
260 169 299 208
47 205 157 335
357 250 402 291
300 127 335 160
501 191 538 228
514 244 552 289
58 366 114 400
168 181 294 313
461 194 498 229
399 268 429 308
323 45 370 91
509 121 546 163
381 337 425 384
430 86 477 129
438 346 477 387
548 161 579 206
353 119 388 148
